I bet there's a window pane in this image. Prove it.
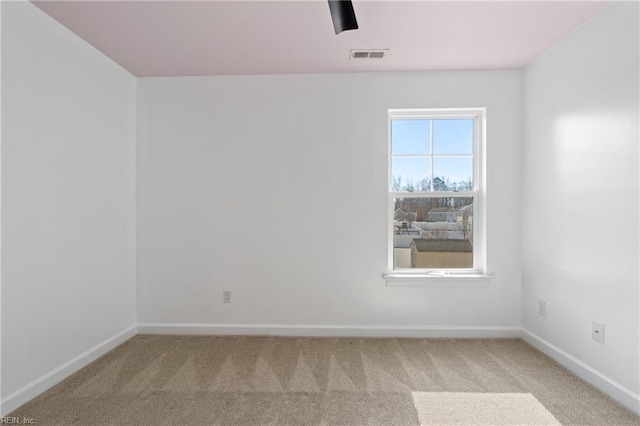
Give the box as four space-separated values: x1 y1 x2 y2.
393 197 473 270
433 157 473 191
391 120 430 155
433 119 473 155
391 158 430 192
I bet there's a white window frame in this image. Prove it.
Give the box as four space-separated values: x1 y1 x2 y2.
384 108 490 286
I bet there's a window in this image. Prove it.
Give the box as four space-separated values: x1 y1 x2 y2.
387 108 486 279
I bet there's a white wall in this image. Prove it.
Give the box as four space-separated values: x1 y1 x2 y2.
137 71 522 331
1 1 137 412
522 0 639 410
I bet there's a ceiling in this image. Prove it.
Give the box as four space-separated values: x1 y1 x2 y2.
32 1 609 77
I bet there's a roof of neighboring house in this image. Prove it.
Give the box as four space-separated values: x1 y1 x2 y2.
411 239 472 252
394 225 423 238
456 204 473 213
394 209 417 221
429 205 473 213
429 207 455 213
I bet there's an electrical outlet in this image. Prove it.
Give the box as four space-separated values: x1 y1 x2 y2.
592 322 605 344
223 290 232 303
538 300 547 317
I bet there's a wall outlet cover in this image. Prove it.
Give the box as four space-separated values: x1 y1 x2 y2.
538 300 547 317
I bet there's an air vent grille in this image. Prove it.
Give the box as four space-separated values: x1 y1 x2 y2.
350 49 388 59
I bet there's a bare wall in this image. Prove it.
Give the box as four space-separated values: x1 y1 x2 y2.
522 1 639 402
1 1 137 406
136 71 522 329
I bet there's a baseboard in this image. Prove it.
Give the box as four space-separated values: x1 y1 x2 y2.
0 325 137 416
137 323 522 338
522 328 640 415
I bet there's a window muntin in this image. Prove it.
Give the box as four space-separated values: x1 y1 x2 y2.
388 109 484 273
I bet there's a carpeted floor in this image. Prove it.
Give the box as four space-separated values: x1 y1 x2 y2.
9 336 640 425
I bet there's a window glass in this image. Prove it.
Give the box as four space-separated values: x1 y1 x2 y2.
391 120 430 155
389 109 482 273
393 197 474 270
433 157 473 191
391 158 430 192
433 119 473 155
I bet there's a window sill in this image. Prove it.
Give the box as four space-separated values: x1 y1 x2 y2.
383 272 494 287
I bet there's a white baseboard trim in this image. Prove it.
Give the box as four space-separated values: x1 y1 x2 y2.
137 323 522 338
522 328 640 415
0 325 137 417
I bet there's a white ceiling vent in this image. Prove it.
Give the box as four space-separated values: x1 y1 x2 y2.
350 49 388 59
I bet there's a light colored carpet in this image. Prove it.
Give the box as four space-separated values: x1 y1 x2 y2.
412 392 561 425
9 336 640 425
